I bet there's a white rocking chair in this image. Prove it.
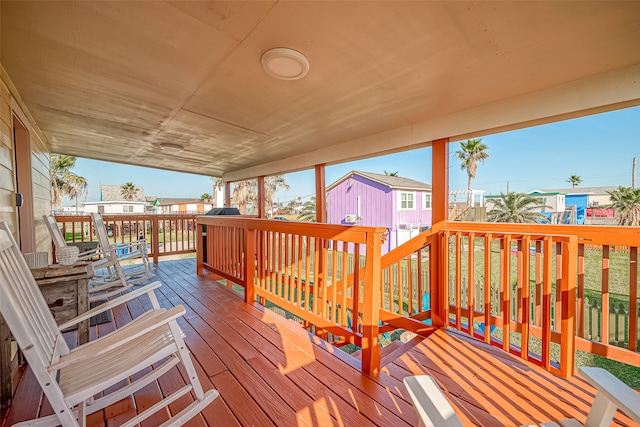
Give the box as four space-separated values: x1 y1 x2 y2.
404 368 640 427
44 215 138 302
90 212 155 282
0 222 218 426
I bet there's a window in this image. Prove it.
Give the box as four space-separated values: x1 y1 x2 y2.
399 192 415 210
423 193 432 209
123 205 134 213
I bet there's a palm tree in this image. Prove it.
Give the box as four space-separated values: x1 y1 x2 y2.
297 197 316 222
265 175 290 214
384 170 399 176
231 179 256 214
567 175 582 188
199 193 212 203
50 154 87 207
487 192 550 223
456 139 489 206
120 182 137 201
67 175 88 212
606 186 640 226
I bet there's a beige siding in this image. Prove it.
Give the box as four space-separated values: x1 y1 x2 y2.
0 78 16 232
0 67 52 254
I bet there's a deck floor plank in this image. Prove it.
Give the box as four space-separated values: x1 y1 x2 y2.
3 258 638 427
160 265 414 426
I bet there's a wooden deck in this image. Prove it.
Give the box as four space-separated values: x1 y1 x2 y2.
2 258 637 427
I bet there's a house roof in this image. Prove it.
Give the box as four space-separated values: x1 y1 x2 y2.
100 185 145 202
527 190 566 196
2 2 639 181
327 171 431 192
541 186 619 196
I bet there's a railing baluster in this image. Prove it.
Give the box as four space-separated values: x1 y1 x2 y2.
502 235 511 352
521 235 531 360
629 247 638 352
542 236 552 370
602 245 610 345
468 233 475 336
484 234 492 344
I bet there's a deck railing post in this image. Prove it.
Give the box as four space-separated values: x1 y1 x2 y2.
245 227 256 304
196 219 204 276
151 217 160 265
560 236 578 378
361 230 382 376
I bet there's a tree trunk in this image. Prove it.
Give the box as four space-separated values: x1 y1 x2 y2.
467 175 473 207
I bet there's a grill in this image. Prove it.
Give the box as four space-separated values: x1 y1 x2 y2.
202 207 241 262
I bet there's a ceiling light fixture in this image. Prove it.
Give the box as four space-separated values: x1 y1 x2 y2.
160 143 184 154
261 48 310 80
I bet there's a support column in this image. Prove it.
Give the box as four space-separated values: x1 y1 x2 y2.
258 176 266 218
315 164 326 223
224 182 231 208
431 138 449 327
431 138 449 230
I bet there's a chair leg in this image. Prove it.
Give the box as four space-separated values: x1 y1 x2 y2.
168 321 206 399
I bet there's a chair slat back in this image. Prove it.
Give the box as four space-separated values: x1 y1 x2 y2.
43 215 67 251
91 212 112 252
0 223 67 369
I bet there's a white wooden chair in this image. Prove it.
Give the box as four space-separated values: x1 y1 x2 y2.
90 212 155 283
0 222 218 426
43 215 103 262
44 215 134 302
404 369 640 427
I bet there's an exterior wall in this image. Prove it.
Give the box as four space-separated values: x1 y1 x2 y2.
83 202 145 214
327 174 392 227
589 193 613 207
327 174 432 254
0 67 52 253
158 203 212 214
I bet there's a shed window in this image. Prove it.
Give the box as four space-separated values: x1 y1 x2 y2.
399 192 415 210
424 193 432 209
123 205 134 213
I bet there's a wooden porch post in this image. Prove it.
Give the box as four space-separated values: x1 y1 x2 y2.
431 138 449 327
224 181 231 207
560 236 577 378
258 176 266 218
315 164 326 223
361 229 382 376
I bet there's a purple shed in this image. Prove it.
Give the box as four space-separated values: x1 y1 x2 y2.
326 171 432 254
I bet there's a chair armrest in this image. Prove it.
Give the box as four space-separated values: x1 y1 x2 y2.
403 376 464 427
57 281 163 330
579 367 640 424
51 305 185 371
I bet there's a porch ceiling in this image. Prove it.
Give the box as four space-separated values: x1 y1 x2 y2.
2 1 640 181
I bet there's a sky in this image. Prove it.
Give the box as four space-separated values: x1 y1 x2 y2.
69 106 640 206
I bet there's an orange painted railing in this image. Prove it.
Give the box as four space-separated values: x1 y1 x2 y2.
197 216 387 374
196 216 639 378
54 214 197 263
439 222 640 378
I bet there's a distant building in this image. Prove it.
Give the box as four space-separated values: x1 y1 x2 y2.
327 171 432 254
83 201 146 214
154 198 213 214
542 186 617 224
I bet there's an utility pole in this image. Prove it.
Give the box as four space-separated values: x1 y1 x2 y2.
633 157 637 189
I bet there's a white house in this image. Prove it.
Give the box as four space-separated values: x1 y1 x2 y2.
82 201 146 214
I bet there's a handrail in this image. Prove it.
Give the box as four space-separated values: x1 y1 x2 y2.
195 216 640 378
54 214 197 263
196 216 387 375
